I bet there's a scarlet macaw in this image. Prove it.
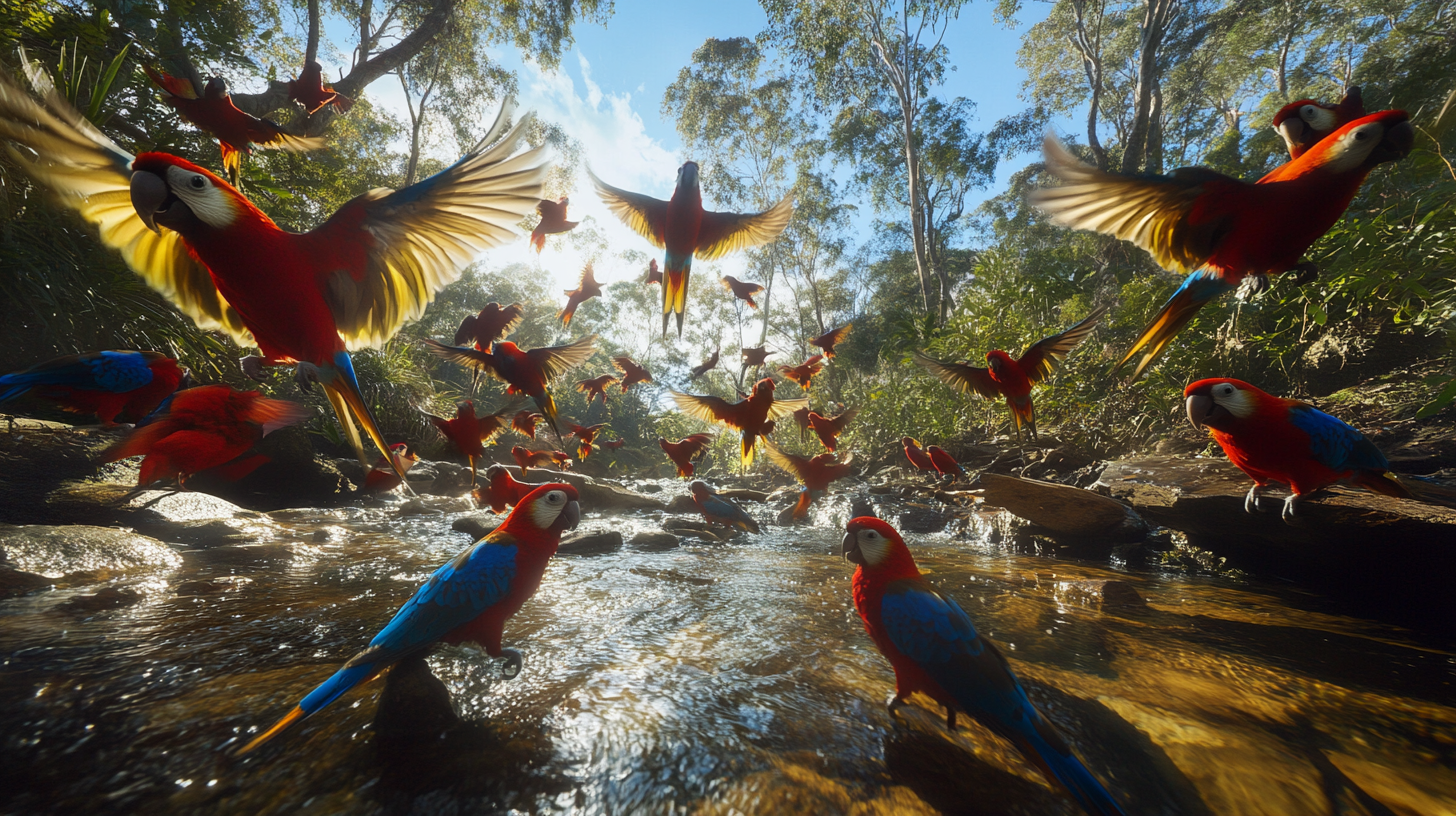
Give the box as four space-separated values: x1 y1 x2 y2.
423 400 512 486
843 517 1126 816
473 465 539 514
592 162 794 337
1271 86 1364 160
809 323 852 358
1184 377 1410 523
690 348 720 380
612 356 652 391
600 439 625 450
670 378 807 468
511 410 543 439
454 303 525 350
511 445 571 477
901 438 937 473
286 61 353 115
424 335 597 440
740 346 774 374
720 275 765 309
1031 111 1413 379
913 307 1106 443
790 405 812 442
807 407 858 452
102 384 310 487
659 433 713 478
763 439 853 521
689 480 760 534
570 422 606 460
237 483 580 754
559 262 602 327
530 197 578 252
575 373 618 406
0 350 184 425
0 69 549 489
362 443 417 494
645 259 663 286
778 355 825 391
926 446 967 482
143 67 326 186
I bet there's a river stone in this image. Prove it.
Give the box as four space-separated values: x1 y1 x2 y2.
627 531 680 551
558 530 623 556
57 587 142 613
662 518 737 541
374 654 461 740
980 472 1148 542
895 505 950 534
665 495 697 514
0 566 51 597
495 466 670 512
451 514 499 540
718 487 771 503
1055 579 1147 612
637 483 664 493
0 523 181 577
42 483 279 547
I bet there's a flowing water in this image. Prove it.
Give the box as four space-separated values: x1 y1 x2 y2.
1 485 1453 815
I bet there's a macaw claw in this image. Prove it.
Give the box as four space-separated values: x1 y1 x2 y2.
499 648 524 679
1282 494 1307 526
1244 484 1264 514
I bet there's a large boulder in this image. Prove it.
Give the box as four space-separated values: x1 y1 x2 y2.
43 484 279 548
0 522 181 577
979 472 1148 543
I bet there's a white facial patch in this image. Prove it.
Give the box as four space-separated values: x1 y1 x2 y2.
1316 121 1386 174
165 165 238 228
530 489 567 529
856 527 891 566
1301 105 1336 132
1211 382 1256 419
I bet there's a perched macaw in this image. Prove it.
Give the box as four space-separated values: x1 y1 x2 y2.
901 437 937 473
1272 86 1364 160
424 335 596 440
472 465 539 514
843 517 1126 815
790 405 812 442
612 356 653 392
530 197 578 252
559 262 602 327
511 409 543 439
1184 377 1410 523
143 66 326 185
0 67 549 489
0 350 184 425
645 259 663 286
689 480 760 534
690 348 721 380
592 161 794 337
670 378 807 468
913 308 1106 443
576 373 618 407
720 275 765 309
511 445 571 477
659 433 713 478
926 446 967 482
778 355 825 391
102 385 309 488
1030 111 1413 379
237 483 581 754
764 439 853 521
570 422 606 460
808 407 858 453
286 61 353 115
809 323 852 359
362 443 418 494
424 400 511 486
454 303 525 350
740 346 774 374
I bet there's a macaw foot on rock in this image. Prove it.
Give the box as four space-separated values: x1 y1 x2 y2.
1241 274 1271 296
240 355 269 382
1282 492 1313 526
498 648 524 679
1244 484 1264 514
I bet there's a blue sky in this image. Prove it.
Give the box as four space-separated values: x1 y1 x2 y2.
319 1 1055 292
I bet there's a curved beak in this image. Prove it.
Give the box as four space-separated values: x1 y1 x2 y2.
842 531 864 564
1374 119 1414 164
1276 118 1305 149
130 171 169 234
562 500 581 531
1185 394 1214 429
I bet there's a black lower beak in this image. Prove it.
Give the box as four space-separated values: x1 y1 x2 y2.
1375 120 1414 163
129 170 170 233
842 531 864 564
563 500 581 531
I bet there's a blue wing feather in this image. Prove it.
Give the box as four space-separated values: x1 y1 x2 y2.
0 351 153 401
1288 405 1386 472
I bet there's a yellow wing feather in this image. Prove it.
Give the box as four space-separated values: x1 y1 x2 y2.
695 194 795 260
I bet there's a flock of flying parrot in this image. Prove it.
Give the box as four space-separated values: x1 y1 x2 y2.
0 45 1427 812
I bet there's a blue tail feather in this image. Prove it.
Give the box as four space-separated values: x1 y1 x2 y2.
1018 731 1126 816
299 662 378 716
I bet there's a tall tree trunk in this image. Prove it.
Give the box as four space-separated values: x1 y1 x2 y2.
1069 0 1109 170
1120 0 1176 174
1146 81 1164 173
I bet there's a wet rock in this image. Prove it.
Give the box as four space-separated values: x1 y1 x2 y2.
395 495 474 517
637 483 664 493
1054 579 1148 613
496 466 669 512
374 653 462 740
662 518 737 542
58 587 142 613
557 530 622 556
451 514 499 540
718 487 771 503
42 484 278 548
1099 455 1456 632
896 504 951 534
423 461 474 496
979 473 1148 543
627 531 680 551
665 495 697 514
0 523 181 577
0 566 51 597
850 498 879 519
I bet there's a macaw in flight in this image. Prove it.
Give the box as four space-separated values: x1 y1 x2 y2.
645 259 663 286
455 303 525 350
690 348 720 380
576 373 618 407
286 61 353 115
809 323 852 359
570 422 606 460
807 407 858 453
720 275 765 309
511 445 571 477
612 356 652 392
779 355 825 391
0 350 184 425
530 197 578 252
670 378 807 469
559 261 602 327
763 439 853 521
424 335 597 441
1271 86 1364 160
423 400 513 486
512 410 543 439
659 433 714 478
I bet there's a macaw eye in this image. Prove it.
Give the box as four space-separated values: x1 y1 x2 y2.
544 490 565 505
1301 105 1318 118
1354 130 1368 140
1215 384 1234 396
188 174 207 189
861 530 879 541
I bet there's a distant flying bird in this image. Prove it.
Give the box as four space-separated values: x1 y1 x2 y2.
690 348 721 380
659 433 713 478
1185 377 1410 523
530 197 578 252
720 275 765 309
1030 111 1413 379
286 61 353 115
808 408 858 452
362 443 417 494
454 303 525 349
778 355 825 391
576 373 618 406
559 262 603 327
611 356 653 391
913 307 1106 443
473 465 539 514
570 422 607 460
645 259 663 286
511 409 543 439
425 335 597 440
809 323 852 358
901 438 937 473
689 480 760 534
424 400 512 486
764 439 853 521
740 346 774 374
143 66 326 185
0 350 184 426
592 161 794 337
1271 86 1364 160
511 445 571 476
670 377 807 468
790 405 812 442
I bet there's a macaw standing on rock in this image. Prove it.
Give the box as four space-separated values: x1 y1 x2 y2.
423 400 512 486
143 66 327 185
843 517 1127 816
1030 110 1413 379
913 307 1106 443
473 465 539 514
1271 86 1364 160
511 445 571 476
592 161 794 337
720 275 765 309
779 355 825 391
659 433 713 478
1184 378 1410 523
530 197 578 252
670 378 807 469
102 384 310 488
926 446 967 482
808 407 858 452
0 350 184 425
809 323 852 358
0 65 549 490
236 484 580 755
689 481 760 534
764 439 853 521
901 438 937 473
612 356 652 392
424 335 597 441
286 61 353 115
559 262 602 327
362 443 417 494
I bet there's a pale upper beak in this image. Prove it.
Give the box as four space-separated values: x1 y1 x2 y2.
1185 393 1214 429
842 531 864 564
562 500 581 531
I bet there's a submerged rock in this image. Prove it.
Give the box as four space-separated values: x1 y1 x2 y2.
662 518 738 542
557 530 623 556
41 484 278 548
452 514 499 540
0 522 181 576
57 586 142 613
627 531 680 551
